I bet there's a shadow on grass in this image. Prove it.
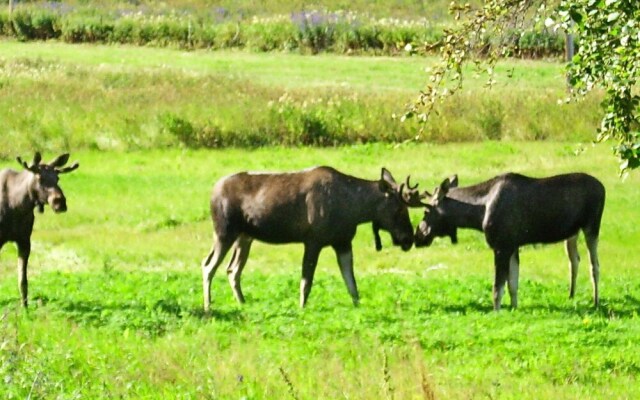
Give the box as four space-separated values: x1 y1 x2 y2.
28 294 244 336
0 298 19 308
415 293 640 317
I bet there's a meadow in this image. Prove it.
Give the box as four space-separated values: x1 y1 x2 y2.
0 143 639 399
0 38 639 398
1 40 601 154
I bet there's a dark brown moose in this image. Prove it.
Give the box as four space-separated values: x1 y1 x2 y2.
414 172 605 311
0 152 79 307
201 166 424 311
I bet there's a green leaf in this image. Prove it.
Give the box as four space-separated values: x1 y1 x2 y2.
607 12 620 22
569 10 583 25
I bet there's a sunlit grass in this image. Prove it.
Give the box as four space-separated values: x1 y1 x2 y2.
0 41 601 154
0 143 638 398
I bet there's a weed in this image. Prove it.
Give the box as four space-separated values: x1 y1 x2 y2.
278 367 300 400
381 349 395 400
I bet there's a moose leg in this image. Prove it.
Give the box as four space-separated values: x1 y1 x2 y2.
300 244 321 308
226 235 252 304
492 249 511 311
202 235 235 312
565 235 580 299
333 243 359 306
17 240 31 308
584 232 600 307
507 249 520 309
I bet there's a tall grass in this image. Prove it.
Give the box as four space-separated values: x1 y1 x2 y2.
0 42 601 155
0 1 564 57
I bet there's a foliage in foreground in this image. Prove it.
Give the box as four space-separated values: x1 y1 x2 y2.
411 0 640 172
1 270 640 399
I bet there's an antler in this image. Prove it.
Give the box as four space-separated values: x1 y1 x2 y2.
56 161 79 174
400 176 430 207
16 152 42 173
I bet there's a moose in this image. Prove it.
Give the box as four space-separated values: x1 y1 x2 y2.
0 152 79 307
414 172 605 310
201 166 424 311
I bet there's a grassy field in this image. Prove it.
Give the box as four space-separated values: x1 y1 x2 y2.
0 143 639 399
0 36 636 399
0 40 602 153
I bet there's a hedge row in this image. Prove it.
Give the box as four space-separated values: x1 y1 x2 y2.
0 7 565 57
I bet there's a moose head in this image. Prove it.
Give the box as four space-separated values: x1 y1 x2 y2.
372 174 429 251
17 152 79 213
414 175 459 247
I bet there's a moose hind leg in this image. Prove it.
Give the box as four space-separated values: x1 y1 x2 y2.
507 249 520 309
333 243 359 306
585 232 600 307
17 241 31 308
300 244 321 308
226 235 252 304
492 249 512 311
202 235 235 312
565 235 580 299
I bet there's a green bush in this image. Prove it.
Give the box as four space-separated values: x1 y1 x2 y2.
0 6 566 58
9 9 60 40
518 30 565 58
111 19 136 44
244 19 297 52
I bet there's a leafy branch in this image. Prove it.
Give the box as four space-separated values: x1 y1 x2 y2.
408 0 640 172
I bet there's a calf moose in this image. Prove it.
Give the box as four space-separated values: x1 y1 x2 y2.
0 152 79 307
414 172 605 310
201 166 424 311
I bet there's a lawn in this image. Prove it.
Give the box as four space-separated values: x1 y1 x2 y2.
0 40 601 153
1 143 638 399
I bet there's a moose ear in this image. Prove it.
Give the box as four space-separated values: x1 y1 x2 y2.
448 174 459 188
432 177 451 203
379 167 398 192
49 153 70 168
437 176 454 198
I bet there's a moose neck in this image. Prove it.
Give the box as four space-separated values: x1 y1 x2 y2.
10 171 39 213
442 187 487 232
348 180 389 225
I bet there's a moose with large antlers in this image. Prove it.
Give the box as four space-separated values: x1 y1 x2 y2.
201 166 425 311
414 172 605 311
0 152 79 307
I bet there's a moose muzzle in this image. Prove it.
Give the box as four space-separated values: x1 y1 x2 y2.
48 193 67 213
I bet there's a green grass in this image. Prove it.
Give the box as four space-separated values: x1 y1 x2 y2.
1 143 639 398
0 40 564 91
0 41 603 152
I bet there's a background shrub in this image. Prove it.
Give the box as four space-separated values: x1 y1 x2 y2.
0 5 566 58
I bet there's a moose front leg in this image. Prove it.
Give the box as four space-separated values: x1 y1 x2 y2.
300 244 321 308
507 249 520 309
17 240 31 308
333 242 359 306
585 232 600 307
